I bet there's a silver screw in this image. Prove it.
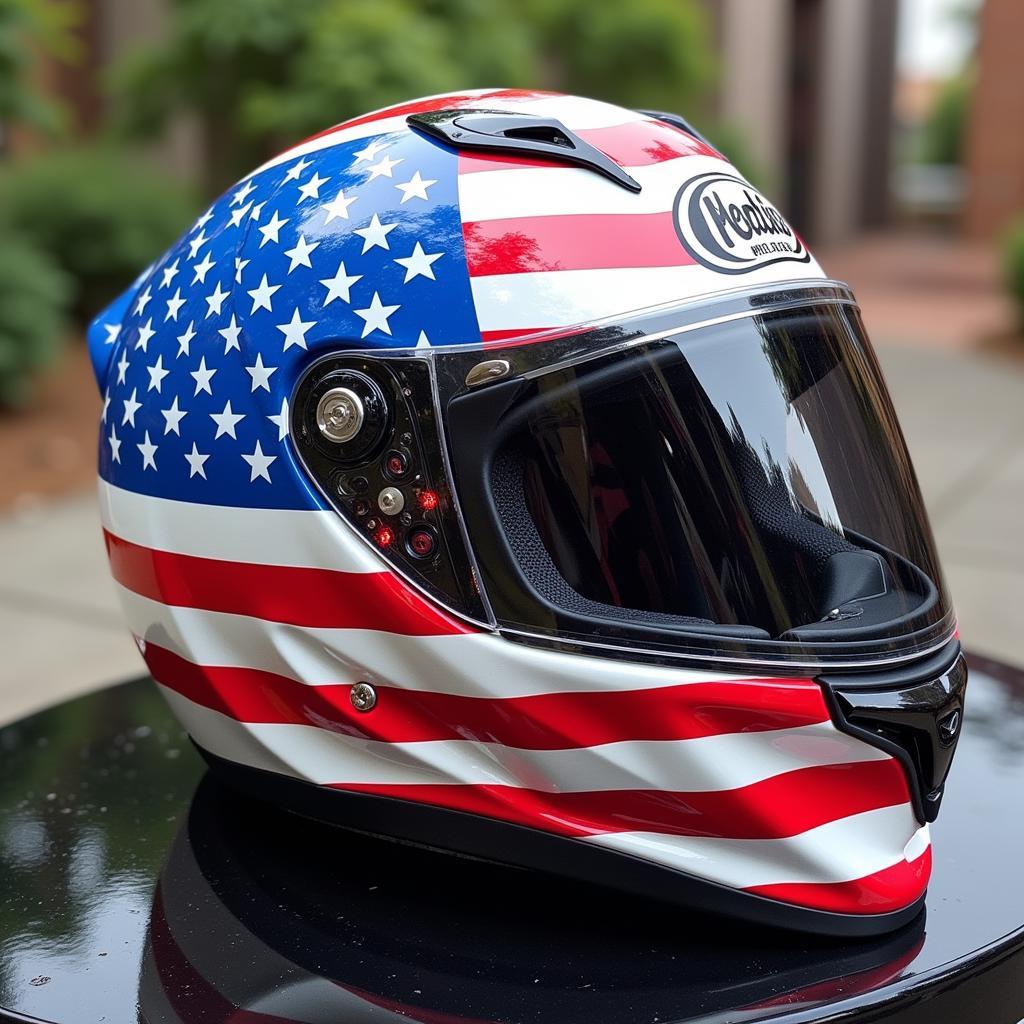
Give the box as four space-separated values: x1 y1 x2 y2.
316 387 364 443
377 486 405 515
350 682 377 712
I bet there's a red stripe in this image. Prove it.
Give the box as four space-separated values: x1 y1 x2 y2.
463 211 692 276
480 326 565 347
459 119 722 174
334 759 910 841
745 846 931 915
144 642 826 748
296 90 555 146
104 529 468 635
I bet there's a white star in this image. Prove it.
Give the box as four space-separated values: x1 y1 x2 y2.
188 229 209 259
137 430 158 471
249 201 265 221
164 287 186 322
160 259 180 289
231 178 257 206
366 154 402 180
353 292 399 338
192 252 216 285
297 171 329 202
268 398 289 441
103 322 121 345
135 318 155 352
394 242 443 282
161 396 187 435
395 171 437 203
116 349 130 384
353 138 387 163
195 207 214 230
283 157 312 182
258 210 289 247
134 285 152 316
276 307 316 351
247 273 281 314
185 442 210 479
176 321 197 358
321 188 357 223
241 440 277 483
210 400 245 440
228 200 253 227
218 314 242 353
234 256 250 283
190 356 216 396
284 233 319 273
245 353 277 392
205 281 229 319
146 354 169 393
415 330 430 349
108 424 121 463
354 213 397 253
102 390 111 422
122 388 142 427
319 260 362 306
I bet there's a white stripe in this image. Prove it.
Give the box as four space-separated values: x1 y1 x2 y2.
458 154 729 222
252 92 642 177
472 261 825 333
584 808 929 890
159 687 889 792
118 587 759 697
98 479 384 573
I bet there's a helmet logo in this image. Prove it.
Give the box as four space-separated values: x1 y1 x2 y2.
673 172 811 275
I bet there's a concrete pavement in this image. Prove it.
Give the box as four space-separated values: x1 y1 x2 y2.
0 343 1022 724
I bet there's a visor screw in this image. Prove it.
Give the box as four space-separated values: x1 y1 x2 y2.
350 682 377 712
316 387 365 443
378 486 405 515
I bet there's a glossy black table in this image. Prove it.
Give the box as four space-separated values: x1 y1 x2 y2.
1 654 1023 1024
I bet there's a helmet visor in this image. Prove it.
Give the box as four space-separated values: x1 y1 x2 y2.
441 287 953 667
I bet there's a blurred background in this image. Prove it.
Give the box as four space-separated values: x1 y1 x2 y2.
0 0 1022 721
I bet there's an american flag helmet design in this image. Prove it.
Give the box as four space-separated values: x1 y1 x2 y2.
88 90 962 934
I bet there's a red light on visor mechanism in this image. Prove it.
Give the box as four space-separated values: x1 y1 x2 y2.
374 526 395 548
418 489 439 512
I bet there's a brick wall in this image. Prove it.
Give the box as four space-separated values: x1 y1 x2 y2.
963 0 1024 239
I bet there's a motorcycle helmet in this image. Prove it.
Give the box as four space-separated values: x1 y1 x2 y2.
89 89 967 936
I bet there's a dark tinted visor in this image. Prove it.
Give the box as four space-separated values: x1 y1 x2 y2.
444 296 954 667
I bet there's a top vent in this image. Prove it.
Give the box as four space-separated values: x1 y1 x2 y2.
407 109 642 193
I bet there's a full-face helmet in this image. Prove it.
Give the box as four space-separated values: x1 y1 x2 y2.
89 90 966 935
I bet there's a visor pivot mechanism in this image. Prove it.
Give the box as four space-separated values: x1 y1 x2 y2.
350 682 377 712
316 387 365 443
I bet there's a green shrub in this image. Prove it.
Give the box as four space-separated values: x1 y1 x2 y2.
1004 217 1024 329
920 71 972 167
0 234 71 409
0 147 196 323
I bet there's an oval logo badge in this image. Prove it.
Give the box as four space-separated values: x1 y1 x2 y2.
673 172 811 275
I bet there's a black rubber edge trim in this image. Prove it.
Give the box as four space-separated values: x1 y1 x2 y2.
196 744 926 939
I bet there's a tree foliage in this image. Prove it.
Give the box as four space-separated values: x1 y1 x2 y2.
110 0 714 191
0 146 196 321
0 232 70 408
0 0 80 134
